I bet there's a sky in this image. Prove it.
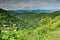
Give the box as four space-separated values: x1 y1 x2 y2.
0 0 60 10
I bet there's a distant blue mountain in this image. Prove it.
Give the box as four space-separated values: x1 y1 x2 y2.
14 10 28 13
13 9 53 13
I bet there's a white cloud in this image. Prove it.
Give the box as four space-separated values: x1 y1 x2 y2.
0 0 60 10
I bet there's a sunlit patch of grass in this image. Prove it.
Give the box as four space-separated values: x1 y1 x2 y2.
44 31 60 40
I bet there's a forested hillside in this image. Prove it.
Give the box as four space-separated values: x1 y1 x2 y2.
0 8 60 40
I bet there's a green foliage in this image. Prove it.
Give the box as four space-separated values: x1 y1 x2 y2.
0 8 60 40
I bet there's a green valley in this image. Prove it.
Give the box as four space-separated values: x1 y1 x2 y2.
0 8 60 40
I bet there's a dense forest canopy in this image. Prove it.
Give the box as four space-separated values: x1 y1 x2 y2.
0 8 60 40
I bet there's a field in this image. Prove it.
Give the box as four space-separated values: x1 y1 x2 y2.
0 8 60 40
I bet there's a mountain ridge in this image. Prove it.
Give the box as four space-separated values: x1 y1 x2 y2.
13 9 53 13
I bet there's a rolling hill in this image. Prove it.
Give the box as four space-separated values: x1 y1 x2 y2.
0 8 60 40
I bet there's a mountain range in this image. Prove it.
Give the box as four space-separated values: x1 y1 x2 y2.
13 9 53 13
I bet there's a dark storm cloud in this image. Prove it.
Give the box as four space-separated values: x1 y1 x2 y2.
0 0 60 10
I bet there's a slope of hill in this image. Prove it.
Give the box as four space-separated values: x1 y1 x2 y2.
0 8 60 40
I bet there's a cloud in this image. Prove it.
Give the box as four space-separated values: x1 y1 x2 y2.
0 0 60 10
